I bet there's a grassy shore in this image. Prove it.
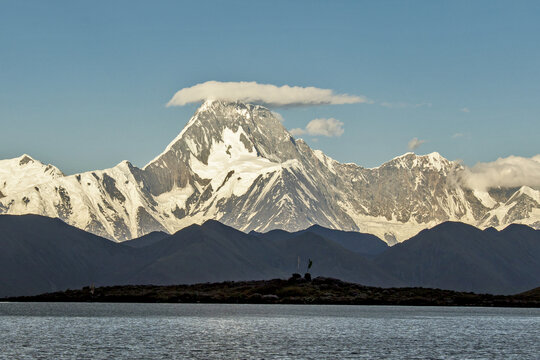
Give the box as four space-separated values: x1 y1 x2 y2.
5 276 540 307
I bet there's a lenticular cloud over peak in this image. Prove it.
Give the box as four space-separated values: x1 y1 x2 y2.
166 81 371 107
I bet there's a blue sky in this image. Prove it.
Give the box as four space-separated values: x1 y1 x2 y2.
1 0 539 174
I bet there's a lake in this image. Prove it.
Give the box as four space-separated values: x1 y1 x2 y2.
0 303 538 359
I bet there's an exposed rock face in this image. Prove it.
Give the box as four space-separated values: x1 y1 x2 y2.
1 100 539 242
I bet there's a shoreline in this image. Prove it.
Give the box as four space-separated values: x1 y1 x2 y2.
4 277 540 308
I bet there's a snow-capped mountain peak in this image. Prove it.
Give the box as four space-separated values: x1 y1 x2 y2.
0 154 64 198
1 101 539 242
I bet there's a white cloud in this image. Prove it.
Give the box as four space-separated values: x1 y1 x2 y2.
167 81 371 107
306 118 345 137
452 133 464 138
289 118 345 137
460 107 470 113
290 118 344 137
408 137 426 150
289 128 306 136
271 111 284 122
380 102 432 109
460 155 540 191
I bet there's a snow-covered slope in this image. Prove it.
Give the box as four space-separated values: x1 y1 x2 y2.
478 186 540 230
0 159 165 240
1 100 539 242
0 155 63 198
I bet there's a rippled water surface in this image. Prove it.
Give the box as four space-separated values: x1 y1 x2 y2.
0 303 538 359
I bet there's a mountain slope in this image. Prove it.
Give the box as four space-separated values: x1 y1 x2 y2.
124 220 398 287
1 100 539 242
375 221 540 294
251 224 388 256
0 214 136 297
0 160 165 240
122 231 170 248
126 220 286 284
1 215 538 296
0 215 398 296
141 100 362 234
0 155 63 199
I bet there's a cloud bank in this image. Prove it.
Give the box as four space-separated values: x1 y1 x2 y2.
167 81 370 107
461 155 540 191
408 137 426 150
290 118 344 137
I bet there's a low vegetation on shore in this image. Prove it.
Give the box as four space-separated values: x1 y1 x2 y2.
6 276 540 307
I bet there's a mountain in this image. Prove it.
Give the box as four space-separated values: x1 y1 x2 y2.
251 225 388 256
125 220 287 285
0 214 136 297
123 231 170 248
376 221 540 294
0 155 63 199
1 100 539 242
1 215 538 297
116 219 398 287
0 214 398 297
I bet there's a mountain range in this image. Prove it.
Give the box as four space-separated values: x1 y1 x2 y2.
1 214 539 297
1 100 539 243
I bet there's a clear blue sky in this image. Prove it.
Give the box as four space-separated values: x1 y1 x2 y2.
1 0 539 174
